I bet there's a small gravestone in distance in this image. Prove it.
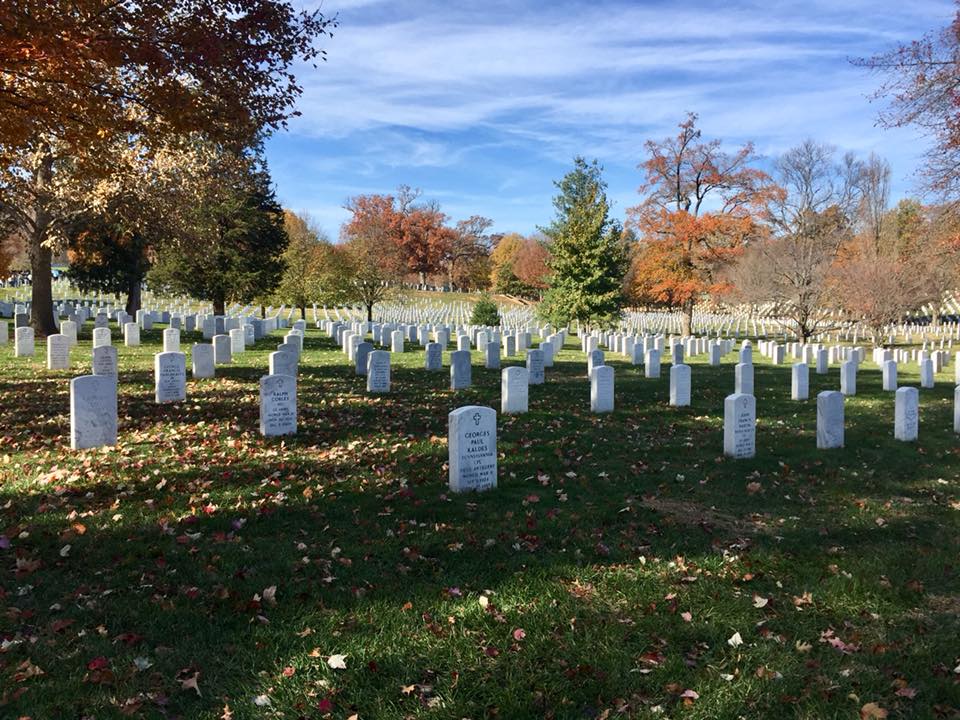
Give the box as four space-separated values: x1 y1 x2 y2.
840 360 856 396
93 327 112 348
501 366 529 414
448 406 497 493
163 328 180 353
367 350 391 393
14 327 34 357
202 317 215 340
259 374 297 436
587 349 604 378
817 391 844 449
504 334 516 357
645 349 661 378
816 348 828 374
70 375 117 450
526 348 545 384
213 334 232 364
123 322 139 347
920 358 934 389
735 362 753 395
155 351 186 403
230 328 246 354
355 341 373 375
270 348 298 379
669 364 691 407
723 392 755 459
484 342 500 370
590 365 614 413
450 349 472 390
882 360 897 391
47 334 70 370
954 386 960 434
192 344 215 378
391 329 405 353
894 386 919 441
791 362 809 401
739 342 752 364
93 345 118 377
425 342 443 371
60 319 78 347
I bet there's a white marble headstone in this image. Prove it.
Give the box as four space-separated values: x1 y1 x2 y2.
448 406 497 493
723 393 755 459
259 374 297 436
501 366 529 414
191 343 215 378
155 351 186 403
70 375 117 450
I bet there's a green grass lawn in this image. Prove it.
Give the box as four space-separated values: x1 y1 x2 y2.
0 323 958 719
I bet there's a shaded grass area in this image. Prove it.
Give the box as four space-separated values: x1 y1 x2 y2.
0 324 958 719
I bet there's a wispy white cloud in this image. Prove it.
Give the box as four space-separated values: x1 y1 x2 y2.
270 0 957 236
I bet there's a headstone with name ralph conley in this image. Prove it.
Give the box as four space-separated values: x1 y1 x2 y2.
723 392 756 459
70 375 117 450
259 374 297 436
448 405 497 493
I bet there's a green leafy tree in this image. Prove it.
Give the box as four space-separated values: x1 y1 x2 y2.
149 165 288 315
275 210 334 318
539 157 628 328
470 293 501 326
65 207 152 316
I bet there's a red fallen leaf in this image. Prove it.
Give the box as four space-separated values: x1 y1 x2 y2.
513 628 526 641
894 686 917 699
317 697 333 712
484 646 499 657
87 656 110 671
50 618 74 633
281 666 295 677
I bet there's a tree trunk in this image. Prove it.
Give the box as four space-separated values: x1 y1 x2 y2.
28 148 57 337
366 303 373 323
29 241 56 337
680 301 693 337
300 304 306 320
125 278 142 317
260 304 266 319
213 297 225 316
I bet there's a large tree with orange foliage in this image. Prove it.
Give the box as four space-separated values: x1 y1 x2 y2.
341 188 454 286
627 114 779 335
0 0 335 335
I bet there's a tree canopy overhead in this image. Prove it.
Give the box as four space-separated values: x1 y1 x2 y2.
0 0 336 156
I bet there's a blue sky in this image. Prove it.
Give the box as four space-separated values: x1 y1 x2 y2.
266 0 956 240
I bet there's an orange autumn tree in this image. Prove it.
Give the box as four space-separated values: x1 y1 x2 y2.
341 188 454 286
627 113 780 335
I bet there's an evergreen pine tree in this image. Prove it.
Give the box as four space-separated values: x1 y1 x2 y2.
539 157 628 328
